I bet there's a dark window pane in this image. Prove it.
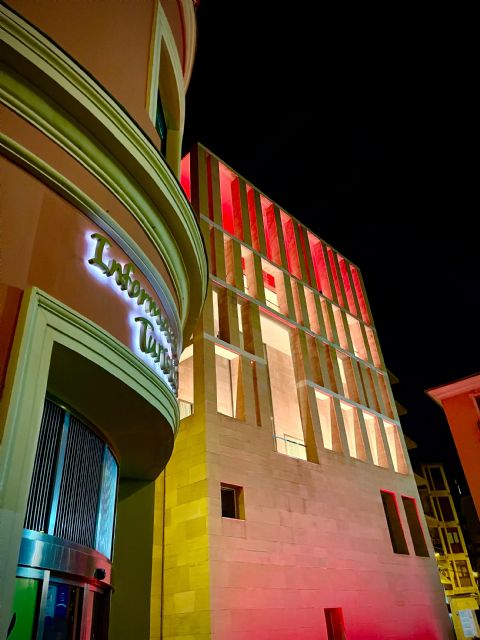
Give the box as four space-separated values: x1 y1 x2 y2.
381 491 409 555
155 94 167 140
221 486 237 519
43 583 82 640
402 497 429 557
325 608 346 640
429 467 446 490
437 497 455 522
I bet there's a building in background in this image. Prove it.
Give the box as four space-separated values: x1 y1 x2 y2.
0 2 207 639
427 375 480 525
155 143 453 639
417 464 480 639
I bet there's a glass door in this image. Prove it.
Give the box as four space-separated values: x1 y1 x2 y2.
42 582 82 640
11 571 109 639
8 578 39 639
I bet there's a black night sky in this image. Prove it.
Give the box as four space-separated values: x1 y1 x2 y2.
182 3 479 493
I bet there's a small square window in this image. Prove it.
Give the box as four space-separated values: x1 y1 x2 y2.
221 483 244 519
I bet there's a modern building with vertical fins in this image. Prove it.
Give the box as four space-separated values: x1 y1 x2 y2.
155 144 453 639
1 1 457 637
0 2 207 639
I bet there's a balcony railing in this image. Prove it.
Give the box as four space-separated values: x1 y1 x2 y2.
274 434 307 461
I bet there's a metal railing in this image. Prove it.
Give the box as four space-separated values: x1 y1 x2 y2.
273 434 307 461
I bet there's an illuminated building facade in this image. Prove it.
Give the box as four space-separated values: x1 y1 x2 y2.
157 144 452 639
417 464 480 639
427 375 480 525
0 2 207 639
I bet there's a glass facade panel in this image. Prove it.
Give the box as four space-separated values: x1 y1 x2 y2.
25 399 119 558
95 447 119 559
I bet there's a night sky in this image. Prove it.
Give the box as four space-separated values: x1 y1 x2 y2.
182 2 479 493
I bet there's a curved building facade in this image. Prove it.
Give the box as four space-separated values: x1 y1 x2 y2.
0 2 207 639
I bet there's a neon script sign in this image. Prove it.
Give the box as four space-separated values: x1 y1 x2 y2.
87 233 178 392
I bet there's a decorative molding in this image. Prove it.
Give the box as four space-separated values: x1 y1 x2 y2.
1 4 207 340
1 288 180 441
0 133 182 350
179 0 197 89
147 1 186 133
0 286 178 637
427 375 480 403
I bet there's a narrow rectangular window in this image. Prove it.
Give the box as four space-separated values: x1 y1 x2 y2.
363 411 388 467
339 257 356 314
324 608 346 640
316 390 342 453
383 421 408 474
260 196 281 264
246 185 260 250
380 491 409 554
215 345 242 419
308 233 331 298
219 162 243 239
155 93 167 156
327 247 344 307
178 344 194 418
346 315 367 360
436 496 455 522
280 212 301 278
262 266 280 313
350 265 369 323
446 527 463 554
261 313 305 459
341 402 366 461
428 466 446 491
402 496 429 557
221 483 244 519
455 560 473 587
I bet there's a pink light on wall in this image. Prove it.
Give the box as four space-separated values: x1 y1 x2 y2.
325 607 346 640
280 211 301 279
246 185 260 251
260 195 281 264
218 162 234 235
180 153 191 201
327 247 344 308
205 154 215 221
262 270 275 290
298 226 313 286
339 257 356 315
230 177 244 240
308 232 332 299
350 265 370 323
214 162 244 240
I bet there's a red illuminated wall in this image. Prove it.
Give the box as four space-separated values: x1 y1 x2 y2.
180 150 372 326
428 376 480 521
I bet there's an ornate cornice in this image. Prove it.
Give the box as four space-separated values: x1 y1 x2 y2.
0 4 207 341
